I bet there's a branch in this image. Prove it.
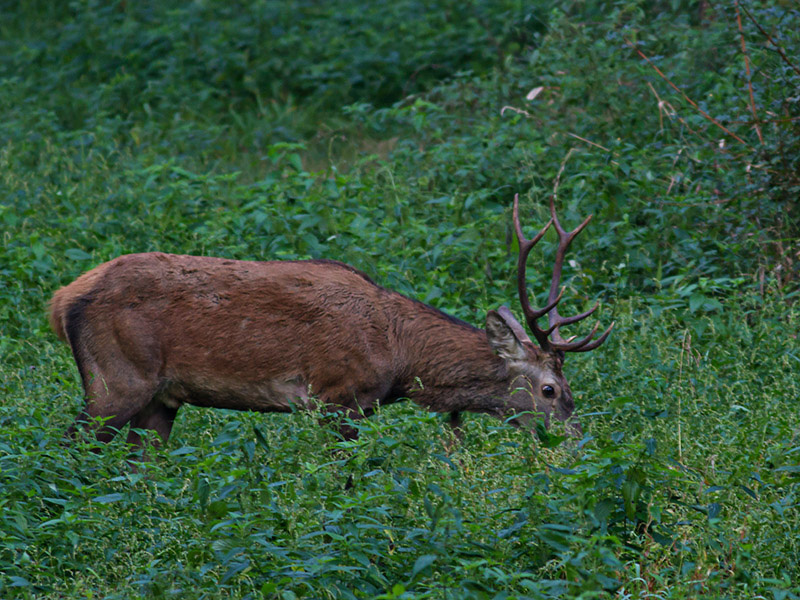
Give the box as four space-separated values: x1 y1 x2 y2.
625 39 751 147
645 81 715 145
566 132 610 152
735 1 764 144
739 2 800 77
553 147 576 202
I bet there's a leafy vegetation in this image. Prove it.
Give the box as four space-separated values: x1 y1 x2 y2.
1 0 798 598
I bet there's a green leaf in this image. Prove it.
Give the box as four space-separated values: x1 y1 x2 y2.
169 446 197 456
689 293 706 313
621 480 640 519
9 576 31 588
288 153 303 172
65 248 92 261
774 465 800 473
594 498 615 524
410 554 436 580
197 477 210 511
93 493 125 504
535 420 567 448
253 424 270 451
207 500 228 518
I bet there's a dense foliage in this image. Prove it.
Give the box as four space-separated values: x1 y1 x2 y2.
1 1 798 598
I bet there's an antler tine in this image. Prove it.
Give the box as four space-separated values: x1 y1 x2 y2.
541 301 598 336
546 196 592 307
513 194 552 265
512 194 553 347
550 321 600 352
554 321 616 353
546 196 597 346
512 194 613 353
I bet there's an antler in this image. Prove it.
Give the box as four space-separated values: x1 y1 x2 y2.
512 194 614 353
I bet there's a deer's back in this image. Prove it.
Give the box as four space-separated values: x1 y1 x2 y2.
50 253 399 408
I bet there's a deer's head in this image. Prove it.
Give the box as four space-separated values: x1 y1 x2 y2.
486 195 614 436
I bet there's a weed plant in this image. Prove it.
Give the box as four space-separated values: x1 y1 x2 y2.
1 1 799 598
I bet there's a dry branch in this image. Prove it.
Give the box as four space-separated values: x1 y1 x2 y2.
739 2 800 77
735 1 764 144
626 39 751 147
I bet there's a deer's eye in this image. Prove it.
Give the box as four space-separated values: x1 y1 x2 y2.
542 385 556 398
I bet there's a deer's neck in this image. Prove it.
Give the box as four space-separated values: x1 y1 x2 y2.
390 297 509 415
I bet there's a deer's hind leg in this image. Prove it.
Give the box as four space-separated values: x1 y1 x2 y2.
65 352 162 448
125 396 179 452
64 306 163 449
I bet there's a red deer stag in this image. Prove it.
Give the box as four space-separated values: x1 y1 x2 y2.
49 195 612 453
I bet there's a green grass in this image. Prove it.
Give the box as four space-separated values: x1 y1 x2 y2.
1 1 799 598
2 298 799 598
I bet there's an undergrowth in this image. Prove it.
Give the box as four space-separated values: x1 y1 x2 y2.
1 1 799 598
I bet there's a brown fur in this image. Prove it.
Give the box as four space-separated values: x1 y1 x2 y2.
50 252 580 452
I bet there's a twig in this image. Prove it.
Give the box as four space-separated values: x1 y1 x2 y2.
500 105 534 118
722 115 800 125
566 132 610 152
565 133 620 166
676 329 692 464
659 197 738 207
553 148 576 202
646 82 715 145
739 2 800 77
735 1 764 144
626 39 751 147
648 79 668 131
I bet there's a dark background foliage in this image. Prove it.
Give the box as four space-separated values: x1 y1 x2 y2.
1 1 798 597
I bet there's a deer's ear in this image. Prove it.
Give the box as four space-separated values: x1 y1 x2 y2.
486 307 529 361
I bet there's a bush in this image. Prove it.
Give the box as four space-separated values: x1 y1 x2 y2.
1 0 799 597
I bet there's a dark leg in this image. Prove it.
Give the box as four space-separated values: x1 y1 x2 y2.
448 411 463 440
64 355 159 448
334 407 375 442
66 394 156 447
443 411 464 453
125 398 179 453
